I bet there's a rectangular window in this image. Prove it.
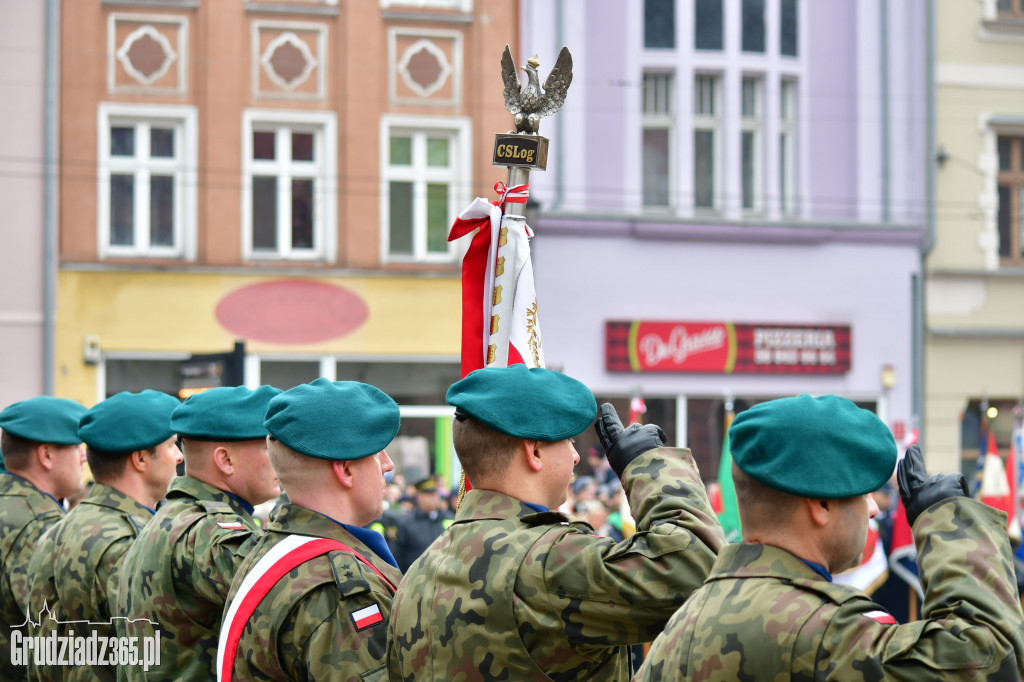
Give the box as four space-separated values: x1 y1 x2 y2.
642 73 673 208
98 105 196 259
741 77 762 212
695 0 722 50
381 117 471 263
997 0 1024 18
779 80 797 216
780 0 798 56
243 112 337 261
996 135 1024 263
645 0 676 49
693 74 720 211
742 0 766 53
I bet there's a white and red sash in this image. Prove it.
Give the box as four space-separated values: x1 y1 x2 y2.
216 534 396 681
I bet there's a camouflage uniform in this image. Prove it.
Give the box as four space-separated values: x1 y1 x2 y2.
25 521 62 682
387 447 726 681
50 483 153 682
636 497 1024 680
0 474 65 681
114 476 260 681
223 502 402 681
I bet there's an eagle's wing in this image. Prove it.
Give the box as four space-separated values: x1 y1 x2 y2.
538 46 573 116
501 45 523 115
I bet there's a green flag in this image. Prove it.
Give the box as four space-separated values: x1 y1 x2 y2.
717 427 742 542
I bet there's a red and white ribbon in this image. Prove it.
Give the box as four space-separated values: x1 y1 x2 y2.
447 182 540 377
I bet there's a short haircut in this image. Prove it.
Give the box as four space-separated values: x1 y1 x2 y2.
180 437 215 472
0 432 38 470
451 415 519 485
86 446 134 483
267 435 328 497
732 462 803 531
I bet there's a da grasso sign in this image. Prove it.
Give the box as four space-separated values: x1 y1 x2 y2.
605 320 851 375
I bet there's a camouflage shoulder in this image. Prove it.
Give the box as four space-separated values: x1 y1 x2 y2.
327 551 389 599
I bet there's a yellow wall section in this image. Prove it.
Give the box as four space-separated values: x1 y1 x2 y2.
56 271 462 404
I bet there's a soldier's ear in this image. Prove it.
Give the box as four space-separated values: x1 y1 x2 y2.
35 443 55 471
805 498 832 528
332 460 356 489
522 439 544 473
213 445 235 476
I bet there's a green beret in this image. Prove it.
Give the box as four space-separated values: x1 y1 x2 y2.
79 390 180 452
172 385 282 441
446 365 596 441
264 378 400 461
0 396 88 445
729 394 897 499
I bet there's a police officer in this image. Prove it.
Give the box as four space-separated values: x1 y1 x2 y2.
115 385 281 681
218 378 403 681
391 476 453 571
387 365 726 681
636 394 1024 680
44 390 181 682
0 396 86 681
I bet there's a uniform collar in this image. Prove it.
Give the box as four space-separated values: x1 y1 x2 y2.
267 503 399 569
1 471 65 511
81 482 155 517
165 475 255 516
710 542 834 583
453 488 569 524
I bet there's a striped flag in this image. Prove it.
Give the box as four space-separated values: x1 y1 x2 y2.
977 429 1021 541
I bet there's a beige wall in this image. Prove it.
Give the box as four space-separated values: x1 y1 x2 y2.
926 0 1024 469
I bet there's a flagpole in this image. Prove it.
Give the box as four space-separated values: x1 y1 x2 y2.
453 46 573 507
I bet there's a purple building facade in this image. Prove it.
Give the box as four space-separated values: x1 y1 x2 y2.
518 0 927 471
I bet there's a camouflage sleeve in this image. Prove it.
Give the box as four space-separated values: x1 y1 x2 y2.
278 584 390 682
182 523 255 605
6 519 51 618
816 498 1024 679
96 536 133 623
535 447 725 645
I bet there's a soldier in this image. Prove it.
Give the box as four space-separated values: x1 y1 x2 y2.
636 394 1024 680
0 397 87 681
114 385 282 681
218 378 403 682
387 365 726 681
391 476 453 571
45 390 180 682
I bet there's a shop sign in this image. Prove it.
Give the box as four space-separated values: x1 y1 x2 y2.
605 320 851 374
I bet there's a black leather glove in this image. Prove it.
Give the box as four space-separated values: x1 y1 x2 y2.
897 444 969 527
593 403 667 479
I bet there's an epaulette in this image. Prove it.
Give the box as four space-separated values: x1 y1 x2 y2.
328 550 384 598
790 576 875 606
195 499 236 515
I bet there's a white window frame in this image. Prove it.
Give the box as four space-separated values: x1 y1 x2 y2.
241 109 337 262
779 79 797 216
97 103 197 260
379 115 471 264
642 71 675 210
693 73 722 213
380 0 472 10
740 75 763 214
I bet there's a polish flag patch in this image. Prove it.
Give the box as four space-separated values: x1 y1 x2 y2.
218 521 246 530
352 604 384 631
862 610 897 625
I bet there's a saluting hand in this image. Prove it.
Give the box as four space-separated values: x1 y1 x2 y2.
897 444 969 527
594 403 667 479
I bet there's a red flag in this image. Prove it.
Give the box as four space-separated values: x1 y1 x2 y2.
627 396 646 425
978 430 1021 539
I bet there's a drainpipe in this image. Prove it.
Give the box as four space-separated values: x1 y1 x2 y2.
880 0 890 223
914 0 937 445
43 0 59 395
